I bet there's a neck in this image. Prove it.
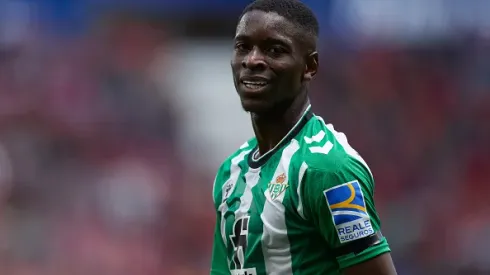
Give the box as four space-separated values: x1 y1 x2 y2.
251 93 310 156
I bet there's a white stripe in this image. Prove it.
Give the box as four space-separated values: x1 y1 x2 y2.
304 130 325 144
309 141 333 155
218 150 251 246
261 140 300 275
239 141 250 149
236 168 261 217
296 162 308 220
227 167 260 269
212 173 219 206
331 210 370 218
230 168 260 269
321 119 374 180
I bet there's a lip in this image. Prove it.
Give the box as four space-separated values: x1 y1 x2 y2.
239 75 271 95
239 75 270 83
239 82 270 96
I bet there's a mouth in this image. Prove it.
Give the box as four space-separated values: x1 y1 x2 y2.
241 80 268 90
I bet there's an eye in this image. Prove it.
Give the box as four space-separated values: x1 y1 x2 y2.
234 42 250 52
267 46 286 55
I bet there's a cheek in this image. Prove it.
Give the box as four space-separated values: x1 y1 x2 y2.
230 57 241 70
230 63 241 81
274 72 302 98
283 69 303 87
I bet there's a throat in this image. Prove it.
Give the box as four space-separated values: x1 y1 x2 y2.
247 103 313 169
252 97 311 157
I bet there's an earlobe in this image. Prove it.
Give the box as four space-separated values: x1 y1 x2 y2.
304 65 313 81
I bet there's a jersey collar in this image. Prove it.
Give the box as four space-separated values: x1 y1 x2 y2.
248 105 313 169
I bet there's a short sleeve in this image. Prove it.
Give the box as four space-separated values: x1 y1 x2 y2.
210 213 229 274
301 156 391 269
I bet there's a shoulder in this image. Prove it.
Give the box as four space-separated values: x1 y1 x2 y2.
294 116 374 188
212 137 256 205
215 138 256 176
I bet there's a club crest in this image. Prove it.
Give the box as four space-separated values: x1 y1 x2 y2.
268 173 288 200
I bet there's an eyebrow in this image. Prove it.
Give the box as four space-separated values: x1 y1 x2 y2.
234 35 292 47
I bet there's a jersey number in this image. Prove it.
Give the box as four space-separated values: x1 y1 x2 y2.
230 216 250 270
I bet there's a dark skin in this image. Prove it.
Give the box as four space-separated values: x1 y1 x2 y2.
231 10 315 154
231 10 397 275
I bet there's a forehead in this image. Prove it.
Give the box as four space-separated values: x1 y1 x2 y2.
235 11 298 44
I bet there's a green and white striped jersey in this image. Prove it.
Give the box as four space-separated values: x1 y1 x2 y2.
210 106 390 275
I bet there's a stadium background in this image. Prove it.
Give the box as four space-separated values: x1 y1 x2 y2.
0 0 489 274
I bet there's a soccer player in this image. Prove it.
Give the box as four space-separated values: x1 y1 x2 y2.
210 0 397 274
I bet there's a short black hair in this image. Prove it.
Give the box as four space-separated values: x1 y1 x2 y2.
239 0 319 48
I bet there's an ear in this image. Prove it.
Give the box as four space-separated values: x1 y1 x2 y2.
303 51 318 81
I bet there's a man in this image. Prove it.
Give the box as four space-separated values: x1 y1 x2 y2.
210 0 397 274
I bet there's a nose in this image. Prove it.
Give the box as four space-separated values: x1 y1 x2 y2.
242 48 266 70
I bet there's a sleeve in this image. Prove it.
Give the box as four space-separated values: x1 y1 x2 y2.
301 157 391 270
210 214 229 275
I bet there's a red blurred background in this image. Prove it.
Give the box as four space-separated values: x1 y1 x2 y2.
0 1 489 274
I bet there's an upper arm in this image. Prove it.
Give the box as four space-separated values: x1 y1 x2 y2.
301 156 394 271
210 214 229 274
343 253 397 275
211 169 230 274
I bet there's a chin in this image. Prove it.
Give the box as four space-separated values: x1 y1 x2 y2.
240 98 274 114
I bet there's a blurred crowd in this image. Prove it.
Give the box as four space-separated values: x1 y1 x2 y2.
0 12 489 275
312 38 490 274
0 19 214 274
